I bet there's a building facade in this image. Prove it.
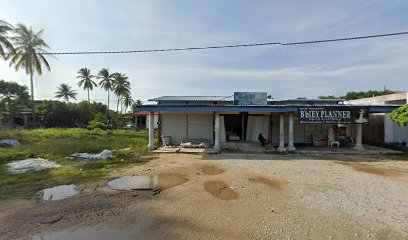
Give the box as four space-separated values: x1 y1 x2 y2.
346 92 408 147
137 93 401 151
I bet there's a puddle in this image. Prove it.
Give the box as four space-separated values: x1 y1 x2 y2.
33 228 146 240
249 176 286 190
41 184 78 201
204 181 239 200
336 162 405 177
107 174 188 190
201 165 225 175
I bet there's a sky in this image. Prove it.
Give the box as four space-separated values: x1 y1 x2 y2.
1 0 408 106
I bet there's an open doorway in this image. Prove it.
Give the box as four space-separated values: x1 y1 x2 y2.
223 114 247 141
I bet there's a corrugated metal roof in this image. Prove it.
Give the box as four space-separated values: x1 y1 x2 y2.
149 96 233 102
136 104 401 113
149 96 345 103
280 98 344 102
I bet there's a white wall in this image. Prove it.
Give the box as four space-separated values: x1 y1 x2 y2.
246 115 269 141
385 117 408 146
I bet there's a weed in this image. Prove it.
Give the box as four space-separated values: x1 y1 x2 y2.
0 128 151 200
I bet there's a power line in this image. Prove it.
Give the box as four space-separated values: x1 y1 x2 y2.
41 31 408 55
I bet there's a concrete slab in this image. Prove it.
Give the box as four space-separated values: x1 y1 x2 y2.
154 142 402 155
153 146 206 155
221 142 276 153
221 142 402 155
296 144 402 155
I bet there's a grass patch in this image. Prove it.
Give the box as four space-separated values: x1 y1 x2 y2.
0 128 152 200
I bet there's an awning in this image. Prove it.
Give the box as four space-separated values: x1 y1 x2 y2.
136 104 400 113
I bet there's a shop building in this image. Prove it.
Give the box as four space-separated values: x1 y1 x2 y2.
136 92 400 151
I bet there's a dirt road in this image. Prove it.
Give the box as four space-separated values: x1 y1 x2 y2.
1 153 407 239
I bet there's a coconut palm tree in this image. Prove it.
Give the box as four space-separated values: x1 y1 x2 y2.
55 83 77 102
77 67 96 102
122 93 133 113
0 20 15 60
112 72 131 114
97 68 114 115
9 23 53 119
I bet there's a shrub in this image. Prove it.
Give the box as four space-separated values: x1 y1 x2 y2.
87 113 108 130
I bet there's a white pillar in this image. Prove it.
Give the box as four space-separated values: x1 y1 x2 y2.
277 113 286 152
353 124 365 151
214 112 220 151
148 112 155 150
287 113 296 151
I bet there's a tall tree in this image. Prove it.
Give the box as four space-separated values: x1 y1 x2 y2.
9 23 53 120
112 72 131 114
97 68 114 116
77 67 97 102
0 20 15 60
132 99 143 112
122 93 133 113
55 83 77 102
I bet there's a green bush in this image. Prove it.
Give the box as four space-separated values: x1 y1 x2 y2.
87 113 108 130
388 104 408 126
36 100 114 128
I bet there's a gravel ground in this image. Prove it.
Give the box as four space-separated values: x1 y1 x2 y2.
0 153 407 240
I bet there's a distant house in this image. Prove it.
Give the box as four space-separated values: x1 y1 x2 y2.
134 111 158 130
1 100 43 130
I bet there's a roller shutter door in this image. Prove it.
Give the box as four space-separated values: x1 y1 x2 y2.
187 114 213 144
161 114 187 144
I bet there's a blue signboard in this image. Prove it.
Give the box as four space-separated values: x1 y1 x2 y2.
234 92 267 105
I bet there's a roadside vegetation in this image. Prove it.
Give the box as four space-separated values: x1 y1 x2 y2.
318 89 399 100
0 128 152 200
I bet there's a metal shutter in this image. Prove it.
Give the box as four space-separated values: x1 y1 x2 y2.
188 114 214 144
161 114 187 144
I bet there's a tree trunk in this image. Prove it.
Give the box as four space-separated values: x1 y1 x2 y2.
116 96 120 128
120 98 123 114
116 96 120 114
87 88 90 102
107 90 110 118
30 67 35 123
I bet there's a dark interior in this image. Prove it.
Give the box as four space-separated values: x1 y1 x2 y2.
223 114 247 141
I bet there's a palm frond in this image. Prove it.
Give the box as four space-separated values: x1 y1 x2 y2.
9 23 53 75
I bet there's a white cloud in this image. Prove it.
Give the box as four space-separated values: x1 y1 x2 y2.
1 0 408 103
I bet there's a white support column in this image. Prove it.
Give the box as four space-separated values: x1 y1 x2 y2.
148 112 155 150
287 113 296 151
214 112 220 151
353 124 365 151
277 113 287 152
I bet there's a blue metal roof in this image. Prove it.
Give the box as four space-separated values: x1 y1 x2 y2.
136 104 400 113
278 98 344 103
150 96 346 104
149 96 233 102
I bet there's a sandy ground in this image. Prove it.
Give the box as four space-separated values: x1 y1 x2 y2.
0 153 407 240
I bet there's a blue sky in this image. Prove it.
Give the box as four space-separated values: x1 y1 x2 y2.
1 0 408 105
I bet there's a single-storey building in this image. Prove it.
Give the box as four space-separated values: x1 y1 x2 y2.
136 92 401 151
345 92 408 147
